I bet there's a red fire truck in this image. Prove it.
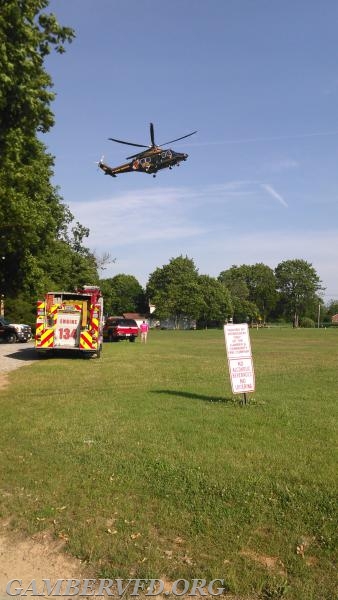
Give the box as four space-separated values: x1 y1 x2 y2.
35 286 103 357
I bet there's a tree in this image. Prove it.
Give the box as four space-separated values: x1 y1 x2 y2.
275 259 323 327
0 1 100 318
244 263 277 321
0 0 74 144
218 265 260 323
146 256 203 326
326 300 338 317
0 139 68 297
100 275 146 315
218 263 276 322
4 220 99 324
322 300 338 325
218 266 250 303
198 275 232 327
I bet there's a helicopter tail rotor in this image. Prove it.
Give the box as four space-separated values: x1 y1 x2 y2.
95 155 105 168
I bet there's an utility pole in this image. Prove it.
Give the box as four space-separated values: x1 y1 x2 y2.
317 303 321 328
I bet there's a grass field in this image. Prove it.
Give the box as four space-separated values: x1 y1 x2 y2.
0 328 337 599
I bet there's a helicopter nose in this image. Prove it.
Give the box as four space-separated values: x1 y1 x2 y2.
184 153 188 160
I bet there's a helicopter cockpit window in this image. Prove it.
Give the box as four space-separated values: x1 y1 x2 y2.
161 150 172 159
140 157 151 165
161 150 172 158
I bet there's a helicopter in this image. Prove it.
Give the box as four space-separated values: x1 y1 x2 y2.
98 122 197 178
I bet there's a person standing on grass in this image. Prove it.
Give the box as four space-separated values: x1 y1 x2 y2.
139 320 149 343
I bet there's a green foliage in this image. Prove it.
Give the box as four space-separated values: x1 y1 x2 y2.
326 300 338 317
218 263 277 322
0 0 74 140
219 264 250 301
100 274 146 315
40 239 99 293
299 317 315 328
260 579 289 599
246 263 277 319
0 135 69 295
197 274 233 327
146 255 204 324
232 298 260 323
218 265 258 322
4 293 37 326
275 259 323 327
0 0 99 319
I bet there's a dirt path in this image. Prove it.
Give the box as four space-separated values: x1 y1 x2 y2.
0 341 38 372
0 341 38 389
0 523 87 599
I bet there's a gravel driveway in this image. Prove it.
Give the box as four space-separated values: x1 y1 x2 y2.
0 341 38 374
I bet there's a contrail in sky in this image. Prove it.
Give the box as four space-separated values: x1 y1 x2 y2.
261 183 288 208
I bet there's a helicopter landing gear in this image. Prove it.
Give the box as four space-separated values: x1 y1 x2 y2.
153 174 156 178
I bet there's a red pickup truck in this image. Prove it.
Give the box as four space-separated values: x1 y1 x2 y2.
103 317 139 342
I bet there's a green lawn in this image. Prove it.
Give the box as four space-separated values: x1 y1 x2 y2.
0 328 337 599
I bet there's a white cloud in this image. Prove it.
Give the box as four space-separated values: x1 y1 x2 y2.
69 183 337 302
264 158 299 173
69 186 207 248
70 180 288 240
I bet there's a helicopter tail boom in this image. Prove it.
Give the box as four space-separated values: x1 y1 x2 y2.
99 160 133 177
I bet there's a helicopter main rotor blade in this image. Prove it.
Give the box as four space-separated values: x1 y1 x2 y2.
159 130 198 146
150 122 155 147
108 137 148 148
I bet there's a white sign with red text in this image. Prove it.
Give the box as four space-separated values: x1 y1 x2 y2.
54 312 81 347
224 323 255 394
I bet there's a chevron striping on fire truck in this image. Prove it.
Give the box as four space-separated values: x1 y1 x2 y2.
35 286 103 358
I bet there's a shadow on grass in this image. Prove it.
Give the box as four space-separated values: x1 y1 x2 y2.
152 389 234 404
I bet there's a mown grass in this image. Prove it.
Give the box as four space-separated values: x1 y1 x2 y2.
0 328 337 599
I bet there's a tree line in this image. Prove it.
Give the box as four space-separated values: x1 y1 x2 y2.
100 256 338 328
1 2 336 328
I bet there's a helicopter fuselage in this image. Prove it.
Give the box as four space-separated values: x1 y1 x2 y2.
99 147 188 178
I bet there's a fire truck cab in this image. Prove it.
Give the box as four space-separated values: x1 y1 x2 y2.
35 286 103 358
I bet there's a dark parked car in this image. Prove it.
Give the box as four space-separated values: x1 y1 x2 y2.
103 317 139 342
0 317 32 343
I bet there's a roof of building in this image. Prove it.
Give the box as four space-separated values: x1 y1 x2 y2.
123 312 147 320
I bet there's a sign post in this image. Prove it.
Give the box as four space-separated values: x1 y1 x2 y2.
224 323 255 403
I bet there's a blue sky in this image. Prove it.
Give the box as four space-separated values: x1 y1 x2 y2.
44 0 338 301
